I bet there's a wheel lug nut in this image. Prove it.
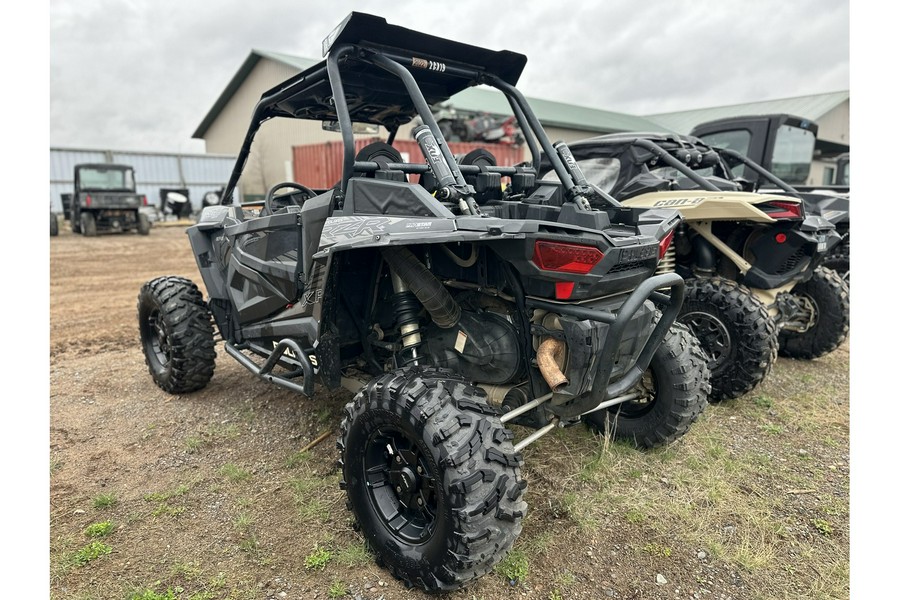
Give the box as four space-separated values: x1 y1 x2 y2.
416 466 423 474
396 486 402 493
417 497 424 506
395 456 401 463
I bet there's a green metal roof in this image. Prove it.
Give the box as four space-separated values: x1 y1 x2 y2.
192 50 670 139
441 86 671 134
645 90 850 134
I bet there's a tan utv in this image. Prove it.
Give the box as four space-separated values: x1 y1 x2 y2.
541 132 849 401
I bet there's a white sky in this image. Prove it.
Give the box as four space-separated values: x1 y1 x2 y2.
49 0 850 153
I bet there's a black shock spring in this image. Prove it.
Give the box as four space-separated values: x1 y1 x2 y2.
392 290 425 366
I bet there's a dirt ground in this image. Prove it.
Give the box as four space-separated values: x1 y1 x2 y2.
49 223 850 600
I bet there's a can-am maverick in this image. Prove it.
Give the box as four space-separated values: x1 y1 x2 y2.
137 13 709 592
541 132 848 401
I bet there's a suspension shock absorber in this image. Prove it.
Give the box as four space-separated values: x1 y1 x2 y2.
390 270 425 366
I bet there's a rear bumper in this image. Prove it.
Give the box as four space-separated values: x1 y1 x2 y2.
526 272 684 418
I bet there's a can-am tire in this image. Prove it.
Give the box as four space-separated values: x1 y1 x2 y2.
778 267 849 359
339 368 527 593
678 277 778 402
584 322 710 448
137 276 216 394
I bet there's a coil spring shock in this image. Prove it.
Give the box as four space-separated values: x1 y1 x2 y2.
391 287 425 366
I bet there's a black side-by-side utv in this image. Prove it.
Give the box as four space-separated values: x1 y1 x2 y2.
137 13 709 592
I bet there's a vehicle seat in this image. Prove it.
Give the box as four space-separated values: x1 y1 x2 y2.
355 142 406 182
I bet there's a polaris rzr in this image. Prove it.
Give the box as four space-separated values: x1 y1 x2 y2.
541 132 849 401
137 13 709 592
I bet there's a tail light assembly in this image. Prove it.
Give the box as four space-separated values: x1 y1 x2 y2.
758 200 803 220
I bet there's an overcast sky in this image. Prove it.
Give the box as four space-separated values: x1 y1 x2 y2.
49 0 849 153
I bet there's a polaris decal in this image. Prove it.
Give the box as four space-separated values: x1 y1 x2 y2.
619 245 656 262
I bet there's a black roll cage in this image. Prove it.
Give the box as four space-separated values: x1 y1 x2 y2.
220 26 609 211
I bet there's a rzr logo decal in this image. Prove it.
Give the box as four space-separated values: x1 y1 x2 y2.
322 217 392 240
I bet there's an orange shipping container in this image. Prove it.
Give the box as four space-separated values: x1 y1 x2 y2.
292 139 526 189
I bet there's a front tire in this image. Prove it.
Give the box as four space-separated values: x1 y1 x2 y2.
137 212 151 235
778 267 849 359
679 277 778 402
80 212 97 237
50 212 59 236
137 276 216 393
584 322 710 448
339 368 527 592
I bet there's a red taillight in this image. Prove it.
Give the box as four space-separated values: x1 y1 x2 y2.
760 200 802 219
533 241 604 274
658 229 675 259
141 195 148 206
85 194 92 207
555 281 575 300
775 233 787 244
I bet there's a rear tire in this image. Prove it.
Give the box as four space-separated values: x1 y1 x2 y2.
679 277 778 402
80 212 97 237
584 322 710 448
821 253 849 285
137 212 151 235
778 267 849 359
50 212 58 236
137 276 216 394
339 368 527 592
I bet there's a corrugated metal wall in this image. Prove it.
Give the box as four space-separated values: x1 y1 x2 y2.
292 139 526 188
50 148 238 213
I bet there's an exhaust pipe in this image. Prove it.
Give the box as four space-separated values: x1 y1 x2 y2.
537 337 568 392
381 246 460 328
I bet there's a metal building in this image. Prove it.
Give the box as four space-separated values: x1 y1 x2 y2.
49 147 237 214
191 49 669 198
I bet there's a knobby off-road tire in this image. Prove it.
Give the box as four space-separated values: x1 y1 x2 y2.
81 212 97 237
137 212 151 235
339 368 527 593
137 276 216 394
50 212 58 236
822 253 849 285
584 322 710 448
778 267 849 359
679 277 778 402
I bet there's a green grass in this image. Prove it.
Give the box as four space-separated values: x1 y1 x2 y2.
234 512 253 530
642 542 672 557
151 503 185 517
304 547 333 570
813 519 834 536
92 493 118 509
84 520 114 538
495 548 528 583
143 484 189 503
327 580 348 599
128 586 178 600
333 540 373 567
219 463 251 482
71 541 112 566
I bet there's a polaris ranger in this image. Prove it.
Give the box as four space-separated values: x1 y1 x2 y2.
69 163 151 236
137 13 709 592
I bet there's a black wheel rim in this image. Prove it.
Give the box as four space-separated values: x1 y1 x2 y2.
681 311 731 371
146 308 172 370
363 427 438 544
